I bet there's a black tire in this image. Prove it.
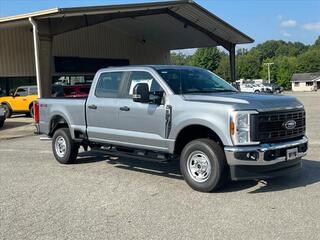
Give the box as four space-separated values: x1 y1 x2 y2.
180 139 228 192
0 120 4 128
3 104 12 118
29 104 34 118
52 128 79 164
254 90 260 93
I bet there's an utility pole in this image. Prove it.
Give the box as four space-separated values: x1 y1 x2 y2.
264 62 274 84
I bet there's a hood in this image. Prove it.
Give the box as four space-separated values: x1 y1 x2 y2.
182 92 303 111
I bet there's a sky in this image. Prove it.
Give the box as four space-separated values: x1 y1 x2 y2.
0 0 320 51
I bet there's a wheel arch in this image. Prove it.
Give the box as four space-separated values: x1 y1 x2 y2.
1 101 12 109
49 114 71 137
173 124 225 155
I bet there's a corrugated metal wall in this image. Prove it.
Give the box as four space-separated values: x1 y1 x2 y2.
0 22 170 77
53 22 170 66
0 26 35 77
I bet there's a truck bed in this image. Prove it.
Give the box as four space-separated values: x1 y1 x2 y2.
38 98 87 137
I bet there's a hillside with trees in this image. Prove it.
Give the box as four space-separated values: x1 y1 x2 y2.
171 36 320 89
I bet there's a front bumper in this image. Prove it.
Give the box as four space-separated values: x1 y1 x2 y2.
224 136 308 180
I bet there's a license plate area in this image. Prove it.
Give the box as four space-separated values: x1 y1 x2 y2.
287 147 298 161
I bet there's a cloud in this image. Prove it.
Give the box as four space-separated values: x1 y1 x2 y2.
281 31 291 37
302 22 320 31
280 19 298 28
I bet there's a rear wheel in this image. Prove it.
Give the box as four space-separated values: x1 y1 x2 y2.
254 90 260 93
28 104 34 118
180 139 228 192
52 128 79 164
0 120 4 128
3 104 12 118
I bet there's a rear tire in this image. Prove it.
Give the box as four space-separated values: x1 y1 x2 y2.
254 90 260 93
28 104 34 118
0 120 4 128
180 139 228 192
52 128 79 164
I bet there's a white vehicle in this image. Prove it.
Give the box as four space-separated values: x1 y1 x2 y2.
240 83 264 93
257 83 273 93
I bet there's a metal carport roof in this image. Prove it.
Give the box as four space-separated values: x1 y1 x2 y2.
0 0 254 51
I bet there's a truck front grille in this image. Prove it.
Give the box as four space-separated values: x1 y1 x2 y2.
251 109 306 143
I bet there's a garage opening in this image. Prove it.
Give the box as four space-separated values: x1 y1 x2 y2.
0 1 253 97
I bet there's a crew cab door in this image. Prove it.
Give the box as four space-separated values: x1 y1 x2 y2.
11 87 29 111
86 71 127 143
117 71 169 152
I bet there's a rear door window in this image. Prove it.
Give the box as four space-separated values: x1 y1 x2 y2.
15 87 28 96
95 72 124 98
28 87 38 95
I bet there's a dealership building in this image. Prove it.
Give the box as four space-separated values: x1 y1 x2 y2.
0 0 253 97
291 73 320 91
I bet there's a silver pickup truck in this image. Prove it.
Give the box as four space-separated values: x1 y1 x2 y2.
35 65 308 192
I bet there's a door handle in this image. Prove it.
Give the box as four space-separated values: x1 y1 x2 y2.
88 104 97 110
119 106 130 111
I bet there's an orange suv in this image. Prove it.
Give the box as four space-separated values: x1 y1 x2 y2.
0 86 38 118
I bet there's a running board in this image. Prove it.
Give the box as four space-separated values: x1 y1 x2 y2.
93 147 172 163
40 136 52 141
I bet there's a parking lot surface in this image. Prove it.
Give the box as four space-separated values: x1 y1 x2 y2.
1 92 320 240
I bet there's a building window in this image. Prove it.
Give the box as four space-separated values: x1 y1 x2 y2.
306 81 314 86
294 82 300 87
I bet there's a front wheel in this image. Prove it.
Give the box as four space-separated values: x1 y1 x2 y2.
254 90 260 93
52 128 79 164
180 139 228 192
3 104 12 118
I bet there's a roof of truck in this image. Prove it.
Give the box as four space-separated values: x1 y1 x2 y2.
103 65 203 71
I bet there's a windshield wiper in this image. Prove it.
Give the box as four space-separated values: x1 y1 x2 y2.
182 89 236 94
214 89 237 92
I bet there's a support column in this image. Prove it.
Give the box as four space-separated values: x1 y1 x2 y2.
229 43 236 82
29 17 53 98
29 17 41 98
39 36 53 98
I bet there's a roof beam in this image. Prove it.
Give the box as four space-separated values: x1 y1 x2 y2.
37 8 168 36
165 9 233 51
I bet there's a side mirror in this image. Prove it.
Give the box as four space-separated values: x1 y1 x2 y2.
133 83 150 103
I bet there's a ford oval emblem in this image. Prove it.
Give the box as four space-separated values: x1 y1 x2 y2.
283 120 296 130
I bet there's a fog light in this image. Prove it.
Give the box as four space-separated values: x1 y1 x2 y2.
235 151 259 161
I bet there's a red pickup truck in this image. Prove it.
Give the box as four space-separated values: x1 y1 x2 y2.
52 84 91 98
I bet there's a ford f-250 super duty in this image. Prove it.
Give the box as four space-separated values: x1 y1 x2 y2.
35 65 308 192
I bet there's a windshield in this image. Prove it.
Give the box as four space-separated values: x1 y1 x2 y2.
156 68 237 94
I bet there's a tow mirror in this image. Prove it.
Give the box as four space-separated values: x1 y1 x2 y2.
133 83 150 103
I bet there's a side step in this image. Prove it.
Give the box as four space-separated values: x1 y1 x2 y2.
93 147 172 163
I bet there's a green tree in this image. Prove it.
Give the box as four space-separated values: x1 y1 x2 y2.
170 52 192 65
236 52 261 79
297 49 320 73
275 56 297 89
215 55 230 81
191 47 221 71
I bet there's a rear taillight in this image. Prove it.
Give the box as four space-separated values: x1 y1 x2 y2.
34 100 39 123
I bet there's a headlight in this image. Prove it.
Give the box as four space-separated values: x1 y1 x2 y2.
230 110 259 145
